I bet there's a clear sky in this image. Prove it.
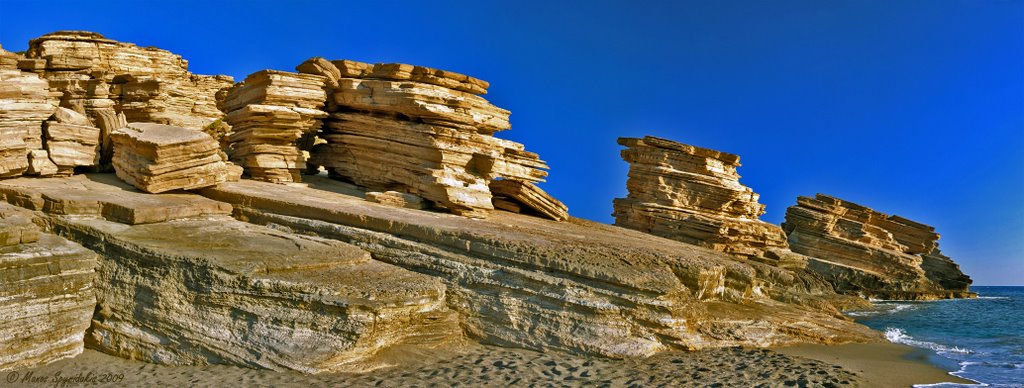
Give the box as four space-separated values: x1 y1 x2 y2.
1 0 1021 285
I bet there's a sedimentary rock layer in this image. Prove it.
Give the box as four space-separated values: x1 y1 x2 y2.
299 58 553 218
221 70 327 183
0 203 97 370
18 31 231 167
199 175 880 359
489 179 568 221
43 107 100 174
0 46 54 177
613 136 788 259
782 194 974 300
0 175 459 373
110 123 241 193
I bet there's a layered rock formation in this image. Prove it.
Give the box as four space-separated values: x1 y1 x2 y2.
613 136 788 259
299 58 555 218
199 175 879 359
490 179 569 221
0 203 97 370
0 45 54 177
782 194 974 300
43 107 101 175
17 31 231 167
0 175 458 373
110 123 241 193
220 70 328 183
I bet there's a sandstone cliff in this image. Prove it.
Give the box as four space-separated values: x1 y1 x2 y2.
613 136 789 260
782 194 974 300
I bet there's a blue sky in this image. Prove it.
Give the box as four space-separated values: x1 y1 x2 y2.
1 0 1021 285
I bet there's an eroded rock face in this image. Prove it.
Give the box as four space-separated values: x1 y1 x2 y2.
110 123 241 193
220 70 328 183
0 45 55 177
18 31 231 167
782 194 974 300
299 58 551 218
199 175 880 359
489 179 569 221
0 203 97 370
0 175 458 373
43 107 101 174
613 136 788 260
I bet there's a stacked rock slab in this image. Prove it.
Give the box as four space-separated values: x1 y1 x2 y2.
18 31 232 166
221 70 327 183
490 179 569 221
110 123 241 193
43 107 101 175
0 45 55 177
298 58 553 218
782 194 974 300
0 202 97 370
613 136 788 259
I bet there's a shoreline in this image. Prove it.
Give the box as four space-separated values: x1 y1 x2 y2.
776 342 977 387
1 341 980 387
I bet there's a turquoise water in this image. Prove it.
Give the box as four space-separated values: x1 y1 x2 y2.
848 286 1023 387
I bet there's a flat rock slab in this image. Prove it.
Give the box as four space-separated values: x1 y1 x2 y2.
48 215 456 373
0 174 231 224
0 203 97 370
200 175 880 357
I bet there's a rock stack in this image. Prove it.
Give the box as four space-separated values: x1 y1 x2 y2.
110 123 241 193
18 31 232 167
0 45 55 177
42 107 101 175
221 70 328 183
782 194 974 299
299 58 555 218
613 136 788 259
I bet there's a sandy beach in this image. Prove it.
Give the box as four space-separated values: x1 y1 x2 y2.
1 341 972 388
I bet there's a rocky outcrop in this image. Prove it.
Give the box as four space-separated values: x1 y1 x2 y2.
299 58 552 218
43 107 101 175
489 179 569 221
782 194 974 300
220 70 328 183
613 136 788 260
199 175 879 359
18 31 232 167
110 123 241 193
0 175 459 373
0 45 54 177
0 203 97 370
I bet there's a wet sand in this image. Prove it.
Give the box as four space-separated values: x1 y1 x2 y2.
2 342 968 387
776 342 976 387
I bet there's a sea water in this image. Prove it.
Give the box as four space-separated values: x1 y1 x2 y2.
848 286 1023 387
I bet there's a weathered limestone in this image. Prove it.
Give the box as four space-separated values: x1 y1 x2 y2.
0 175 459 373
43 107 101 174
110 123 241 193
0 203 98 370
221 70 327 183
0 45 54 177
613 136 788 259
19 31 232 167
299 58 553 218
782 194 975 300
198 176 880 359
489 179 569 221
365 191 428 209
0 174 232 225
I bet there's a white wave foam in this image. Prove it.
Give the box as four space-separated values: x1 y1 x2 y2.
884 327 973 355
973 296 1010 300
